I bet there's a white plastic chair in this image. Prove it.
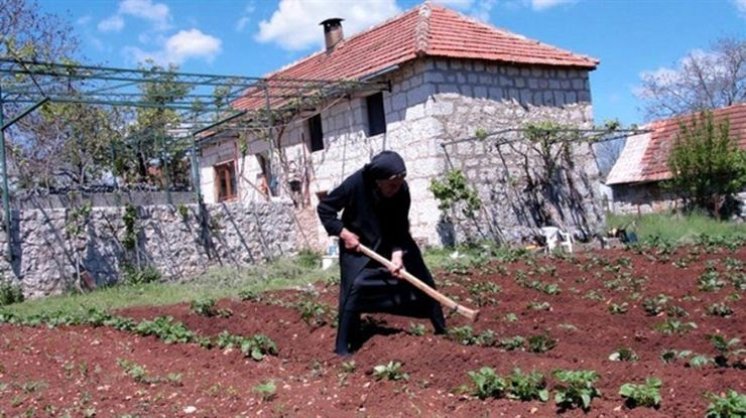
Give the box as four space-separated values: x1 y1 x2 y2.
541 226 573 254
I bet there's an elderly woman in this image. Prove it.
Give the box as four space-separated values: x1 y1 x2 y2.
317 150 446 356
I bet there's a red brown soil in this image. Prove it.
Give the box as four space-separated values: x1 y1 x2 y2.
1 246 745 417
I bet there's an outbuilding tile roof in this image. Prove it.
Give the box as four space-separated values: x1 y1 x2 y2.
607 103 746 185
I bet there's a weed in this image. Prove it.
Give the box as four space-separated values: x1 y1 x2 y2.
117 359 149 383
0 282 24 306
253 380 277 402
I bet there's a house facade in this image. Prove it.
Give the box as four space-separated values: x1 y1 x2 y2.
606 103 746 216
198 3 603 248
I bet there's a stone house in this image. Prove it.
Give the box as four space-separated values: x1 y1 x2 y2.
606 103 746 215
198 3 603 248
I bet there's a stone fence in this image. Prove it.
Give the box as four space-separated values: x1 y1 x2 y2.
0 200 298 298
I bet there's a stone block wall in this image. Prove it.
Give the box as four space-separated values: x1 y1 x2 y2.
198 56 603 248
0 201 297 298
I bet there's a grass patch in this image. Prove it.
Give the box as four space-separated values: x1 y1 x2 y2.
606 212 746 244
2 254 333 319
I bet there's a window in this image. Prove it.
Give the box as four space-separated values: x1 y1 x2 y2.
308 114 324 152
366 92 386 136
214 161 236 202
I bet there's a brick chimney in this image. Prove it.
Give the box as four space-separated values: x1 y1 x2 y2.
320 18 344 51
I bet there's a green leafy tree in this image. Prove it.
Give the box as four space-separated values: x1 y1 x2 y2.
117 62 192 186
667 111 746 217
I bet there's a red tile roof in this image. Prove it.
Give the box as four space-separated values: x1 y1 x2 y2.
629 103 746 183
233 2 597 110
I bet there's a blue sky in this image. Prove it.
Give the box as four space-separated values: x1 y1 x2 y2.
40 0 746 126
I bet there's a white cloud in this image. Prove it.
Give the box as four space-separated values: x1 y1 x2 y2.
77 15 92 25
118 0 172 30
124 29 222 65
733 0 746 15
235 2 256 32
255 0 401 51
530 0 576 11
98 15 125 32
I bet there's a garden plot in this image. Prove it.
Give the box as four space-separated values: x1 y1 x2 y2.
1 243 745 417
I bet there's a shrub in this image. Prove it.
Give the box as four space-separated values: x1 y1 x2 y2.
0 281 24 306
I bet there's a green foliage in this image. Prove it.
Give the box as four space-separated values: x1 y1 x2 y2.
177 204 189 220
190 298 231 318
429 169 482 218
467 367 507 399
134 316 194 344
507 369 549 402
214 331 278 361
121 264 161 285
253 380 277 402
498 336 526 351
0 281 25 306
296 298 333 327
552 369 601 411
667 111 746 216
608 302 628 314
448 325 496 346
407 322 426 336
372 361 408 381
295 249 321 269
708 334 745 368
527 334 556 353
116 359 149 383
707 302 734 317
609 347 639 362
705 390 746 418
606 212 746 244
122 205 138 251
655 319 697 335
619 377 662 408
474 127 489 141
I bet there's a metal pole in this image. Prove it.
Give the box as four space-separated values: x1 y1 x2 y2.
263 83 274 196
189 135 201 203
0 82 12 261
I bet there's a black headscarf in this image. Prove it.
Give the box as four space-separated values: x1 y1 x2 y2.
364 150 406 180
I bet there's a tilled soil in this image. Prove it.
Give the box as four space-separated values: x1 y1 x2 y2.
1 246 744 417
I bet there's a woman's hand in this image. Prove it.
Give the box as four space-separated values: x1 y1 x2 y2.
339 228 360 252
389 250 405 278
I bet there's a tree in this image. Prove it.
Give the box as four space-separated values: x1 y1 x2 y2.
638 37 746 120
667 111 746 217
116 62 192 186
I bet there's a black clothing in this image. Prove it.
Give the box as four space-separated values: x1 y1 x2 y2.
317 160 446 355
364 150 407 180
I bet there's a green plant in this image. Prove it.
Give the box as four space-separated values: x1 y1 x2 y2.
609 347 639 362
642 294 670 315
619 377 662 408
709 334 745 368
705 390 746 418
253 380 277 402
122 204 138 251
296 298 333 327
214 331 278 361
553 369 601 411
507 369 549 402
608 303 628 314
655 319 697 335
134 316 195 344
698 266 726 292
177 204 189 220
117 358 149 383
667 110 746 217
707 302 734 317
467 367 506 399
527 334 556 353
372 361 408 381
339 360 356 374
429 169 482 218
0 281 24 306
498 336 526 351
408 322 426 336
121 264 161 285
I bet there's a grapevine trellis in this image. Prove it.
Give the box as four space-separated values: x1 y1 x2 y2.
0 57 388 260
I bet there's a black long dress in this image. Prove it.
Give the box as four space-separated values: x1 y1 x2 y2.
317 168 446 354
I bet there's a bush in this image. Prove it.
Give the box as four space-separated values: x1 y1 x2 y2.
0 281 24 306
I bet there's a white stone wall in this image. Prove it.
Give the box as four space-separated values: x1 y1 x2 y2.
0 201 297 298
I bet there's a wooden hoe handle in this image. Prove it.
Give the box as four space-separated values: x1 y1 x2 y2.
358 244 479 322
